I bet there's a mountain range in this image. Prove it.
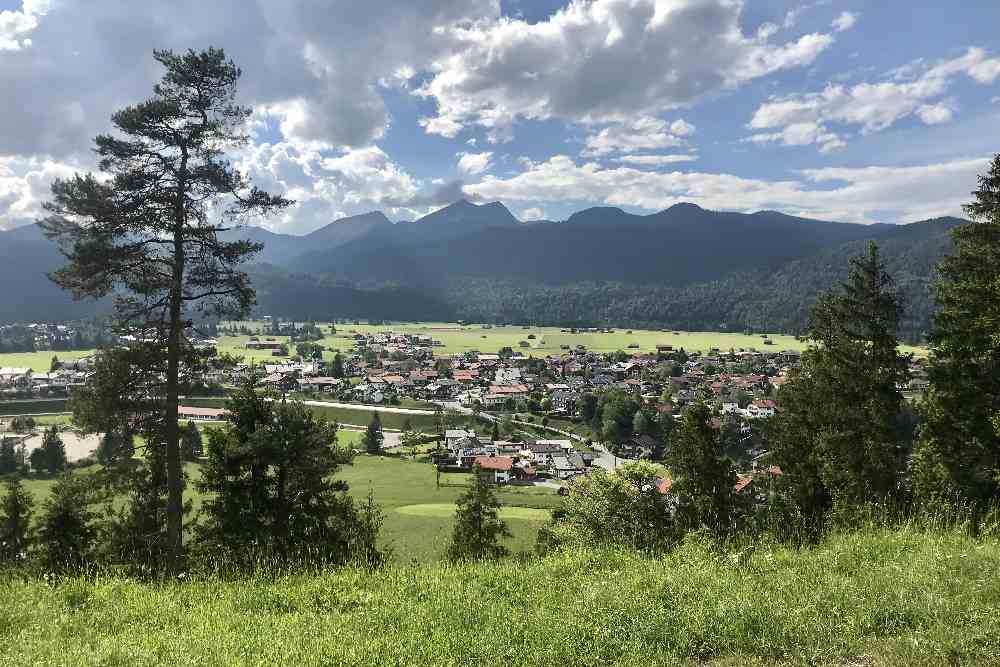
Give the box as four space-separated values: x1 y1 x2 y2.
0 200 962 338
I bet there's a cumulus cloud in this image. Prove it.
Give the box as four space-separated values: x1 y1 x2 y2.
748 47 1000 151
416 0 835 140
0 0 499 158
235 142 426 233
464 154 988 224
583 117 695 157
457 151 494 175
0 0 47 51
0 155 80 230
831 11 857 33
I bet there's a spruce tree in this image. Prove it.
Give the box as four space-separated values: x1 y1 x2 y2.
768 242 908 526
665 402 738 535
0 478 34 563
0 438 18 475
180 421 203 461
915 154 1000 504
39 426 67 474
196 383 375 567
40 48 291 566
37 475 97 573
363 412 384 455
447 471 510 561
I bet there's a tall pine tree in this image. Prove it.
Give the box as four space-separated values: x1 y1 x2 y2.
915 154 1000 504
41 48 290 566
0 478 34 563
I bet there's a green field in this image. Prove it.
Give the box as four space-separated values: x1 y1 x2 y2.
14 454 558 563
0 349 93 372
221 320 928 357
3 526 997 666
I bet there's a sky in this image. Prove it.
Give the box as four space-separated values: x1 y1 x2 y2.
1 0 999 234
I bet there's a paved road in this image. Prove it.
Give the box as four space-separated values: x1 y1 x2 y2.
297 399 436 416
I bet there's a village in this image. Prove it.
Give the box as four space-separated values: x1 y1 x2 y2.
0 320 932 506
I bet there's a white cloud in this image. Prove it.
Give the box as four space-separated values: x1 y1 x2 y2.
583 117 695 157
0 0 499 159
464 154 988 224
235 142 423 234
0 155 80 230
520 207 545 220
0 0 48 51
615 154 698 166
746 121 846 153
457 151 494 175
748 47 1000 151
417 0 834 140
831 11 857 33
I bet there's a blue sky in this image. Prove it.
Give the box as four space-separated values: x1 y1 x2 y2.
2 0 999 233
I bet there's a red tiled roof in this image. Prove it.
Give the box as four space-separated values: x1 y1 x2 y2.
475 456 514 472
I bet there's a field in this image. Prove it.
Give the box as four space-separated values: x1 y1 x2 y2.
0 349 93 372
3 526 998 666
220 320 928 357
15 454 558 563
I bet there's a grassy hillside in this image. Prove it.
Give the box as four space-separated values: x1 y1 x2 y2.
2 527 997 666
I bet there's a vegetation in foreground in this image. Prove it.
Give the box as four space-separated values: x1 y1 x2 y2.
2 525 999 666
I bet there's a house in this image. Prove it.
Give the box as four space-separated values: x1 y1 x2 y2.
445 429 477 449
550 389 579 414
475 456 513 484
296 377 340 393
744 399 776 419
0 368 32 389
177 406 228 421
550 453 585 480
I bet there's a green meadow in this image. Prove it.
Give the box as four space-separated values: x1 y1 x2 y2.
15 454 558 564
2 526 997 666
220 320 928 358
0 349 94 372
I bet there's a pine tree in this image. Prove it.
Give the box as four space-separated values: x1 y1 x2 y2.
446 471 511 561
40 48 291 566
666 403 738 535
0 478 34 563
37 475 97 573
195 383 378 567
96 429 134 466
0 438 18 475
180 421 203 461
768 242 908 526
363 412 384 455
38 426 67 474
915 154 1000 504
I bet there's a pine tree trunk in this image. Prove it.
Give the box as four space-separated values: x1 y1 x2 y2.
164 165 187 569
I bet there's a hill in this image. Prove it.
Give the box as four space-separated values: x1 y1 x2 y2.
0 202 962 336
3 526 998 665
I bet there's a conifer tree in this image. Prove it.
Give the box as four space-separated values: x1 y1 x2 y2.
0 478 34 563
447 470 510 561
180 421 203 461
37 475 97 573
40 48 291 566
38 426 67 474
196 383 375 567
768 242 908 526
666 402 738 535
915 154 1000 504
0 438 18 475
363 412 384 455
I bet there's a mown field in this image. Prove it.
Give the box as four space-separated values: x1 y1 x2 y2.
15 454 558 563
0 349 94 372
220 320 928 357
3 526 997 666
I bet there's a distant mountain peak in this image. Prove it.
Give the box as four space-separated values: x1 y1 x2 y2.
666 202 704 212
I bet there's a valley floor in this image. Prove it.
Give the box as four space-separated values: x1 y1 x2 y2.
2 527 997 666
